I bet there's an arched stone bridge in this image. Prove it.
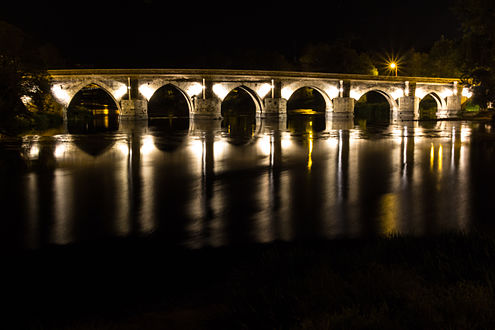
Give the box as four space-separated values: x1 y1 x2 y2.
48 69 465 121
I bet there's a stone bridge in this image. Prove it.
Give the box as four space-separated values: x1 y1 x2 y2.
48 69 465 121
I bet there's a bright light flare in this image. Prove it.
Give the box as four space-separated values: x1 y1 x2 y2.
140 135 155 155
281 87 293 100
257 83 272 99
54 143 67 158
213 84 229 100
390 88 404 100
258 135 272 156
114 84 128 100
51 84 70 104
186 82 203 97
214 140 228 159
462 87 473 98
139 84 155 100
325 86 340 99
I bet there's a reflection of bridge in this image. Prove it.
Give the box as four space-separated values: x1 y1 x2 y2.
48 69 465 121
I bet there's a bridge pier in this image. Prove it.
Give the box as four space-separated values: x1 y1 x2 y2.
329 97 354 119
392 96 418 122
262 98 287 117
120 99 148 120
191 80 222 119
437 94 462 119
120 78 148 120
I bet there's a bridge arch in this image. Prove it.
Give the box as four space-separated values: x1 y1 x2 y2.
281 82 333 112
418 91 446 110
67 81 122 113
147 83 193 118
350 88 399 111
221 85 263 115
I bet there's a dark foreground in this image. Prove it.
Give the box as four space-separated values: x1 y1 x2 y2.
5 232 495 329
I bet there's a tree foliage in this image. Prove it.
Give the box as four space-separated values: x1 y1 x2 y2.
299 42 377 75
453 0 495 109
0 21 62 130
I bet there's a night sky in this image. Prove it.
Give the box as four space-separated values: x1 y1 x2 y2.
1 0 459 68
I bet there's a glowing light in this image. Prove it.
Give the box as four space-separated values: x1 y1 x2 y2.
140 136 155 155
114 84 128 100
29 145 39 159
281 87 293 100
139 84 155 100
212 84 229 100
281 132 292 149
415 88 427 99
115 142 129 157
51 84 70 104
54 143 67 158
307 133 313 171
21 95 32 105
258 135 271 156
349 90 360 100
257 83 272 99
186 82 203 97
430 143 435 170
391 88 404 100
387 60 399 76
190 139 204 159
462 87 473 98
325 86 340 99
438 144 443 171
214 140 228 159
439 88 454 99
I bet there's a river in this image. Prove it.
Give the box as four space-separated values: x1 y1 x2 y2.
1 117 494 252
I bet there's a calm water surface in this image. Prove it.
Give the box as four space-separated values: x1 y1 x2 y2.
2 118 495 251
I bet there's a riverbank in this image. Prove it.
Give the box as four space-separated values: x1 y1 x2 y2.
5 231 495 329
0 111 63 136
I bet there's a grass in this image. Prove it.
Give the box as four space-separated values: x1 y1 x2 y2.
5 232 495 329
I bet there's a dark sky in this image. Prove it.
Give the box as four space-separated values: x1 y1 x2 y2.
1 0 459 67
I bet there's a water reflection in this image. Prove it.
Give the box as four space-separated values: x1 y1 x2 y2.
0 118 487 251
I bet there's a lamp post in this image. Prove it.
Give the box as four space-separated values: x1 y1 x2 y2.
390 62 398 77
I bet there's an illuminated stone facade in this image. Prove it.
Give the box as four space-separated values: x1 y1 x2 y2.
49 69 463 121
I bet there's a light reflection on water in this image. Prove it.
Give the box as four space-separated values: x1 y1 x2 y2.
2 118 493 251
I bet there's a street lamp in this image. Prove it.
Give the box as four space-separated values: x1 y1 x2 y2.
389 62 398 76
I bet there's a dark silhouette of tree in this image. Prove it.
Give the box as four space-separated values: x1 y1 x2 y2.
299 42 377 74
0 21 63 130
454 0 495 109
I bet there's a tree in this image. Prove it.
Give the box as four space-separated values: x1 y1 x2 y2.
0 21 62 130
454 0 495 110
299 42 377 74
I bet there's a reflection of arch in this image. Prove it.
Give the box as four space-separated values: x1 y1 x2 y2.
223 85 263 115
68 83 120 112
352 88 398 110
287 86 330 114
148 84 192 118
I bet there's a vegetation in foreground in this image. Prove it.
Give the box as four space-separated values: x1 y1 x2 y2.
5 231 495 329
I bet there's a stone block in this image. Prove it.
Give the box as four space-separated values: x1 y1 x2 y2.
192 98 222 119
262 98 287 117
120 99 148 120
